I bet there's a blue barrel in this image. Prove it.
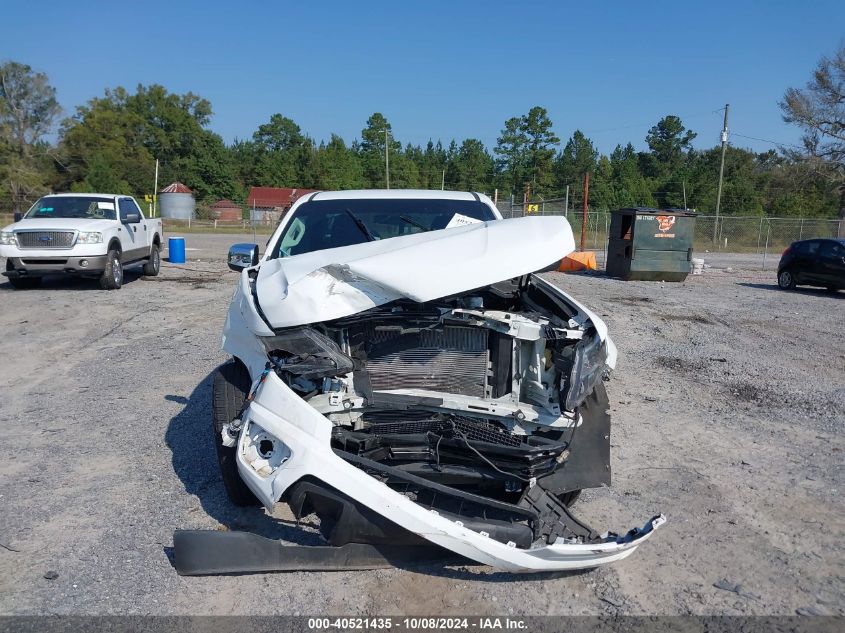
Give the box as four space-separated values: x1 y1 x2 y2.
168 236 186 264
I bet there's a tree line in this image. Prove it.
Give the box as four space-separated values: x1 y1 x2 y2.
1 45 843 219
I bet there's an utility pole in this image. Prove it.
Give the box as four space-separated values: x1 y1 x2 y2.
384 129 390 189
714 103 729 244
153 159 159 217
441 169 445 191
682 179 687 210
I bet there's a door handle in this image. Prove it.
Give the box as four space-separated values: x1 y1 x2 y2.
133 226 137 233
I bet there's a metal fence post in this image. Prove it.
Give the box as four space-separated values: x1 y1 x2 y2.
762 223 771 270
603 212 609 271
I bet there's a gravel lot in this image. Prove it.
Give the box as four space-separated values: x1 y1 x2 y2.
0 234 842 616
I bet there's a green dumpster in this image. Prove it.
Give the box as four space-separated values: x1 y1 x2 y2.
606 208 696 281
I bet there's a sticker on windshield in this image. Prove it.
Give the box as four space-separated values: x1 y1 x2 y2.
445 213 482 229
97 202 116 210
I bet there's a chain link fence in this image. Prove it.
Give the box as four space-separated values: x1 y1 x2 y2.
3 196 843 272
495 197 845 270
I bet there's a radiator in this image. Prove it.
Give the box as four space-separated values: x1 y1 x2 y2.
364 326 489 397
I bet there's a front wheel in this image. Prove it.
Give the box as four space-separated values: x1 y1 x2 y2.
143 243 161 276
100 249 123 290
777 269 796 290
212 360 260 506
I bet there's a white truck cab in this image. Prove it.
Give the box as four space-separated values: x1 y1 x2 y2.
0 193 163 289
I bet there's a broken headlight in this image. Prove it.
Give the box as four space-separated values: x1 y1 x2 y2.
261 327 353 379
563 332 607 411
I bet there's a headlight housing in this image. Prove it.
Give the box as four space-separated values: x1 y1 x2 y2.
0 231 17 246
563 333 608 411
77 232 103 244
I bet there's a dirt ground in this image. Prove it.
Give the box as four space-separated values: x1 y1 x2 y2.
0 234 842 616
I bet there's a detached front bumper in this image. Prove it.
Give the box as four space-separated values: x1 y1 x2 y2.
234 371 664 573
3 255 108 277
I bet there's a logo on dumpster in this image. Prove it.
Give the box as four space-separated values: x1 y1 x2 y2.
654 215 676 238
656 215 676 232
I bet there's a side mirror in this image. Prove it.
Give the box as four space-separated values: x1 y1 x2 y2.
228 243 259 272
13 212 23 222
123 212 141 224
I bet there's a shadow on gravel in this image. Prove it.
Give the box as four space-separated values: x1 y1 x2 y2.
165 370 321 545
737 282 844 298
0 269 144 292
410 563 591 583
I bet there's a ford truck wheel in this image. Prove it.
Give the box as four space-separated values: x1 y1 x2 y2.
212 360 260 506
143 244 161 276
100 249 123 290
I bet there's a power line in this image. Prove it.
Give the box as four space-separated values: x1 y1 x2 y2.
730 132 804 150
581 109 723 135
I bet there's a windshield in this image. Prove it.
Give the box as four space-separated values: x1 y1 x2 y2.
271 198 497 258
25 196 117 220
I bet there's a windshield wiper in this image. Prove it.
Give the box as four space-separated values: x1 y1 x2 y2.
344 208 377 242
399 215 427 231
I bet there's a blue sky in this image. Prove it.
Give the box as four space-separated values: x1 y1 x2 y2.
4 0 843 155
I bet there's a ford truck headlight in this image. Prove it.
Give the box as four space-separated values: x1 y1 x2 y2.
564 333 608 411
77 232 103 244
0 231 16 246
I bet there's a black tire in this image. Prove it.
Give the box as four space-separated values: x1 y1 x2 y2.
212 359 260 506
6 260 42 289
142 243 161 276
777 269 796 290
100 249 123 290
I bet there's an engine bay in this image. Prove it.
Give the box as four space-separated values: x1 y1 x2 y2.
248 275 611 519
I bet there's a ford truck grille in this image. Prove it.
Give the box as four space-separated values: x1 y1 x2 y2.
15 231 77 249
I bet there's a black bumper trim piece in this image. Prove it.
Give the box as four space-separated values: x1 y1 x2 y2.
172 529 453 575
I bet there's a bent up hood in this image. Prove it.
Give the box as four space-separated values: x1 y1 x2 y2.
254 215 576 329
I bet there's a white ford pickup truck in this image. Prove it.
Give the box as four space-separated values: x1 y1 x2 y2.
1 193 163 290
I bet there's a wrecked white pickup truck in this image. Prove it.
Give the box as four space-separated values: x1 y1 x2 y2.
174 190 664 575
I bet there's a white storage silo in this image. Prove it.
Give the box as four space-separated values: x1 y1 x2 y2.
159 182 195 219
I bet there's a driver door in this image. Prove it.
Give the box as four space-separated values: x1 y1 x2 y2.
117 197 145 261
